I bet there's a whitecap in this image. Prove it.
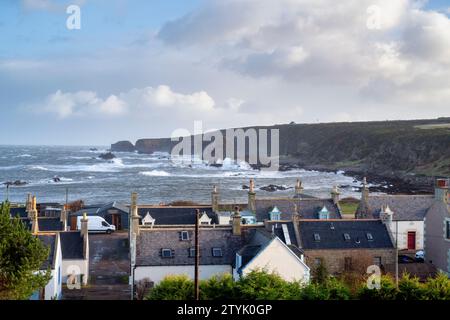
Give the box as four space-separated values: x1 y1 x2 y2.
140 170 171 177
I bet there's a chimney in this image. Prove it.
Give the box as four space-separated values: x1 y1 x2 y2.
362 177 369 201
232 206 241 236
130 192 140 236
434 178 449 203
331 186 341 205
26 193 32 217
295 179 304 197
31 196 39 234
355 177 372 219
60 204 68 231
381 205 393 225
248 179 256 213
80 213 89 260
211 185 219 212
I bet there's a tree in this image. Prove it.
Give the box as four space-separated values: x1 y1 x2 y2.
312 259 329 285
0 202 51 300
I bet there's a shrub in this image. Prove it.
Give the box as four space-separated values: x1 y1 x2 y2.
397 274 424 300
357 275 397 300
146 275 194 300
200 274 236 300
422 272 450 300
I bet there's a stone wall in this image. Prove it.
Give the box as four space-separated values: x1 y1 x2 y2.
304 248 396 275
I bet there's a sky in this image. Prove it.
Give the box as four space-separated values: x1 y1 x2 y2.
1 0 450 145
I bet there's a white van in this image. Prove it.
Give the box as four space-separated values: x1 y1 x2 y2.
76 215 116 234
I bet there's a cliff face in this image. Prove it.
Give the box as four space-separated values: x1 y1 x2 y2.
111 140 135 152
111 118 450 180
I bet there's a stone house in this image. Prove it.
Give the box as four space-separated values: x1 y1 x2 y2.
295 219 396 275
234 225 310 283
356 178 434 251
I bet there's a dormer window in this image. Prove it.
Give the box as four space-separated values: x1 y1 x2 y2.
161 249 173 258
269 206 281 221
212 248 223 257
343 233 351 241
199 212 212 225
180 231 189 241
314 233 321 242
142 212 155 226
318 206 330 220
366 233 374 241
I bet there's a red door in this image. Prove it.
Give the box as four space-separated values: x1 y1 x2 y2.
407 232 416 250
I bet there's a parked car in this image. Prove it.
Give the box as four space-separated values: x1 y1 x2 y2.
398 255 415 264
76 215 116 234
415 250 425 262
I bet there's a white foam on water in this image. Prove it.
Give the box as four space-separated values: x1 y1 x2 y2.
140 170 171 177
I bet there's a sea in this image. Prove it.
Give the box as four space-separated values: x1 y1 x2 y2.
0 145 373 205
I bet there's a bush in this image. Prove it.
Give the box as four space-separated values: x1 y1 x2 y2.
144 270 450 300
357 275 397 300
235 270 295 300
146 275 194 300
422 272 450 300
397 274 424 300
200 274 236 300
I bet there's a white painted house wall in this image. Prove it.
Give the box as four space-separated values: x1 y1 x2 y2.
235 238 310 283
389 221 424 250
31 235 62 300
135 265 231 284
44 238 62 300
62 259 89 286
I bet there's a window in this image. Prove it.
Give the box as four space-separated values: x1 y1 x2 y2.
212 248 223 257
314 233 321 242
101 221 109 227
343 233 351 241
161 249 173 258
366 233 374 241
189 248 196 258
180 231 189 241
446 220 450 240
373 256 382 266
344 257 352 271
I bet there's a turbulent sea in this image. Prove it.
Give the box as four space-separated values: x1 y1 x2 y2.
0 145 371 204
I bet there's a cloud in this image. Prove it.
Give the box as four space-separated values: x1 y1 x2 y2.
158 0 450 106
33 85 215 119
21 0 86 12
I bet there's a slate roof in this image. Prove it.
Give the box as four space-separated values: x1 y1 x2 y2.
37 234 56 270
137 206 218 225
59 232 84 260
270 221 299 247
359 195 435 221
71 202 129 216
136 227 250 266
10 207 27 218
20 217 64 232
298 220 394 250
255 198 341 221
237 245 264 269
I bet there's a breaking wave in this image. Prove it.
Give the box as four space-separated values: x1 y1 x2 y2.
140 170 171 177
